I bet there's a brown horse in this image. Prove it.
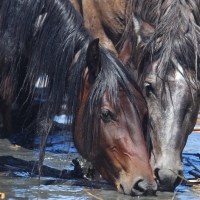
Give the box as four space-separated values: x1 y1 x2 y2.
73 40 157 196
0 0 157 196
71 0 200 191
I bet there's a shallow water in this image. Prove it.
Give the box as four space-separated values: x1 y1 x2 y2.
0 129 200 199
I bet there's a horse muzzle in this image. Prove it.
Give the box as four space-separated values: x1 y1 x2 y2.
154 166 183 191
118 176 157 196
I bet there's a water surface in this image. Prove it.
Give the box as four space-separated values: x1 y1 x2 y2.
0 130 200 199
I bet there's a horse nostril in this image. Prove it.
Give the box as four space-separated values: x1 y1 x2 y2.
154 168 160 181
135 179 145 191
132 179 145 195
120 184 125 195
131 178 157 196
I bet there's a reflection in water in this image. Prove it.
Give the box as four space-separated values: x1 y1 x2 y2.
0 131 200 199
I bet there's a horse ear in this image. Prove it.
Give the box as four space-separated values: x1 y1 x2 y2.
133 15 155 43
86 38 101 84
118 36 133 64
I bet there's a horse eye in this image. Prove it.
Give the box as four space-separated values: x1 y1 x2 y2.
144 82 154 97
101 109 115 123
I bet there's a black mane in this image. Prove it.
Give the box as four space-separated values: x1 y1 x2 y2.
0 0 146 155
69 45 147 154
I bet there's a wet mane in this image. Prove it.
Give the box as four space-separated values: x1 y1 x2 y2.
0 0 147 154
69 46 147 154
125 0 200 85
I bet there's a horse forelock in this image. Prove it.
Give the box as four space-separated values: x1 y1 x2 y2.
126 0 200 91
122 0 200 154
72 47 148 155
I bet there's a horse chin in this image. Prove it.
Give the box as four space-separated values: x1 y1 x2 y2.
158 184 179 192
156 169 182 192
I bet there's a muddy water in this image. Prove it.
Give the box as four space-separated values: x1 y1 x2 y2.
0 129 200 199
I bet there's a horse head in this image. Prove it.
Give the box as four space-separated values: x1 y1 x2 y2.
131 0 200 191
143 58 200 191
73 39 157 196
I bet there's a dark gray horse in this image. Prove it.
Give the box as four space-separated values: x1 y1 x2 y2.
129 0 200 191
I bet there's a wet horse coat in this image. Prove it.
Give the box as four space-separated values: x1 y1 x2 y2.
0 0 156 196
71 0 200 191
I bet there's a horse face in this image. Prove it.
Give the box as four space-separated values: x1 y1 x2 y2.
143 60 200 191
75 84 157 196
96 88 157 196
132 13 200 191
74 39 157 196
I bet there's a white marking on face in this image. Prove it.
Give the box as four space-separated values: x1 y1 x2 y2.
172 58 184 81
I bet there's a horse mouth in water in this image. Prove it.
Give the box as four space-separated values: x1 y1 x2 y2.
0 0 157 196
72 40 157 196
